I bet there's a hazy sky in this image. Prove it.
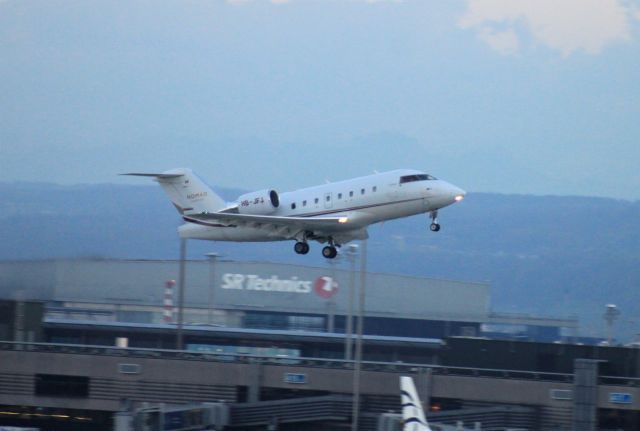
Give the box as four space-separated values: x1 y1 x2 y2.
1 0 639 199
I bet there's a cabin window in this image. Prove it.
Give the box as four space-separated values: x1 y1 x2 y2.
399 174 436 184
338 193 342 199
361 188 365 195
314 198 319 204
349 191 354 197
302 200 307 207
372 186 377 192
291 203 296 210
326 195 331 202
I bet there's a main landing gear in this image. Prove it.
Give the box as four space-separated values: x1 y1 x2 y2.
295 239 338 258
321 237 339 259
429 210 441 232
294 241 310 255
322 245 338 259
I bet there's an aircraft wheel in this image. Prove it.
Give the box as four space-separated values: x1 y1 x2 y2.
322 246 337 259
430 223 441 232
294 242 310 255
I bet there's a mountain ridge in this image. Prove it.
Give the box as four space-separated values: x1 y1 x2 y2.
1 182 638 339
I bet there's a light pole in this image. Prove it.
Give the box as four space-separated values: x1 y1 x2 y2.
345 244 358 360
205 252 221 325
351 239 367 431
327 253 342 333
176 238 187 350
604 304 620 345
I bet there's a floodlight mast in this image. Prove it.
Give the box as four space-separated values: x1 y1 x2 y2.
344 244 358 361
604 304 620 345
351 240 367 431
205 252 222 325
176 239 187 350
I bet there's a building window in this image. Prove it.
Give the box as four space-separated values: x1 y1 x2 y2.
35 374 89 398
291 203 296 210
288 315 324 331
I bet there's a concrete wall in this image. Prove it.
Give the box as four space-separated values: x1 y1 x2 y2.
1 348 638 422
0 260 57 300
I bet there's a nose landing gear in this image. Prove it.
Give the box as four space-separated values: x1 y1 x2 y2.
429 210 441 232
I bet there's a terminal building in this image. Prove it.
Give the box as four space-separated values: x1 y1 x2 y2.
0 259 637 431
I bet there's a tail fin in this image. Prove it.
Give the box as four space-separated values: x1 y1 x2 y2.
122 168 226 215
400 376 432 431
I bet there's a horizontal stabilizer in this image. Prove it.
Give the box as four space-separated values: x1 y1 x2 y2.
120 173 184 179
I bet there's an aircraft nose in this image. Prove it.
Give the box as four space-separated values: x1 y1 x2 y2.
452 185 466 202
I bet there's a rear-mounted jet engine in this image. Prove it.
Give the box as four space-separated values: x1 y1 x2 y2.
237 189 280 215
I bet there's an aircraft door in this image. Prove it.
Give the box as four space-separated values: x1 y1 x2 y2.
422 198 431 212
324 192 332 209
387 182 400 200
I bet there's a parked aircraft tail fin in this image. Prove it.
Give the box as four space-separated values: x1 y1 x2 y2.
400 376 432 431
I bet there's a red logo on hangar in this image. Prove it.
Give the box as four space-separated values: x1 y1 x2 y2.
314 276 338 299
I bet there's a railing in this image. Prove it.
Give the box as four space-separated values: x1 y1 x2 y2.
599 374 640 387
230 395 352 427
3 341 638 386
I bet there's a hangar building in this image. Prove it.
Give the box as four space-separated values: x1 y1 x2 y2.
0 258 575 342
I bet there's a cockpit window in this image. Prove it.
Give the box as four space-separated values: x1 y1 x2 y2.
399 174 436 184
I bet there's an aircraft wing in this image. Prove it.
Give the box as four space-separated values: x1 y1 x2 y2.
183 212 361 231
184 213 352 230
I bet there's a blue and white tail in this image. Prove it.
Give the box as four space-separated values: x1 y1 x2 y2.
400 376 432 431
123 168 226 215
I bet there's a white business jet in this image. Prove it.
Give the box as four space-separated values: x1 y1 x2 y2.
123 169 465 259
400 376 433 431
